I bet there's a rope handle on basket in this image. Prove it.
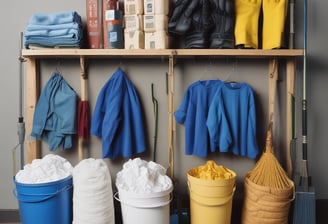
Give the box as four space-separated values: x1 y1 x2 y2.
13 184 72 203
113 191 173 209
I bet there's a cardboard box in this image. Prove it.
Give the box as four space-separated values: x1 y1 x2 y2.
124 0 143 15
124 30 145 49
143 15 168 32
144 0 169 15
124 15 143 31
145 31 169 49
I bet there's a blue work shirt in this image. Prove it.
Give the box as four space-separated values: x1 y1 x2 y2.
91 68 146 159
207 82 259 158
174 80 223 157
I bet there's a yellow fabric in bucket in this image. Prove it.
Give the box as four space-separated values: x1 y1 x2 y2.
188 160 235 180
187 161 236 224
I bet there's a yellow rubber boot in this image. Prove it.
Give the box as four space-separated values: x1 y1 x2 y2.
234 0 262 49
262 0 287 49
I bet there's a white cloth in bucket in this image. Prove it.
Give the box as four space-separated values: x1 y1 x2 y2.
116 157 172 193
72 158 115 224
115 158 173 224
15 154 73 184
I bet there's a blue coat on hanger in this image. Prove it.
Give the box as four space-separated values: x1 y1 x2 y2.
91 68 146 159
31 72 77 150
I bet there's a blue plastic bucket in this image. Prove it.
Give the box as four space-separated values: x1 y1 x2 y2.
14 175 73 224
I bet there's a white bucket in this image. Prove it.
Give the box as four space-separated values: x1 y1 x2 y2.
115 186 173 224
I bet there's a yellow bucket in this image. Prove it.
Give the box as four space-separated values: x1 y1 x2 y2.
187 164 236 224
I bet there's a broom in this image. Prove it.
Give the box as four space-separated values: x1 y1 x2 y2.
292 0 316 223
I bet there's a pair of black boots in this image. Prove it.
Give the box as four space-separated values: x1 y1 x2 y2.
168 0 234 49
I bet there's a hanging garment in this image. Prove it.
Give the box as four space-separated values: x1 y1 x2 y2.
207 82 259 158
31 72 77 151
90 68 146 159
174 80 228 157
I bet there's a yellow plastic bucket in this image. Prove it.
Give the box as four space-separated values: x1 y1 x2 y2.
187 165 236 224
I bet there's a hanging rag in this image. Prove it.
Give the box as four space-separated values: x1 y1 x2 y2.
206 82 259 158
174 80 228 157
90 68 146 159
30 72 77 151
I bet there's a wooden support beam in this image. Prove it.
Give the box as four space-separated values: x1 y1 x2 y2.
25 58 40 163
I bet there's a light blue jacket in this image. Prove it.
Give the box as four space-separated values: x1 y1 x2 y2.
90 68 146 159
31 72 77 150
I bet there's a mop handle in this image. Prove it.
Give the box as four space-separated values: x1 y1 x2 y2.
289 0 295 49
302 0 308 161
18 32 25 122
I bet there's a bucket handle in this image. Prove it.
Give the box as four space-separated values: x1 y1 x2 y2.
114 192 173 209
13 184 72 203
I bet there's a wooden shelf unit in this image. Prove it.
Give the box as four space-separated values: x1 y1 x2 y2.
22 48 303 177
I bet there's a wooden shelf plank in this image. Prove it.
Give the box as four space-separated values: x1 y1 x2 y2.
22 49 304 59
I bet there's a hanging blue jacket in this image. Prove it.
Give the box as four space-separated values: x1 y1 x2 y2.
207 82 259 158
31 72 77 150
90 68 146 159
174 80 227 157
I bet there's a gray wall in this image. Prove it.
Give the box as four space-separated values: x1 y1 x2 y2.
1 0 327 210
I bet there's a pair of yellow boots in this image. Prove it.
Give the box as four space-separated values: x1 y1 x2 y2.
235 0 287 49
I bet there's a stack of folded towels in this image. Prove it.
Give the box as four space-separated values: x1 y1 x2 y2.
24 11 84 49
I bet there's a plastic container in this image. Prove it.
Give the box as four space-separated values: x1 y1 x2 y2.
115 186 173 224
14 175 73 224
187 167 236 224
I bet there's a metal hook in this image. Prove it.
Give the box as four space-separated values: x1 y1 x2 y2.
55 58 62 74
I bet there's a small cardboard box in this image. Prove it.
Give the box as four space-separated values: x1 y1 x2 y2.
143 15 168 32
124 15 143 31
124 30 145 49
144 0 169 15
145 31 169 49
124 0 143 15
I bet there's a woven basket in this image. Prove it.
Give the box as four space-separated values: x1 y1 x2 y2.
241 122 295 224
242 173 294 224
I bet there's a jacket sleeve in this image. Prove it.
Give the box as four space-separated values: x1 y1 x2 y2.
174 87 191 124
31 74 58 138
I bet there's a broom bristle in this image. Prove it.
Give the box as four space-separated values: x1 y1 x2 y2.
293 188 316 224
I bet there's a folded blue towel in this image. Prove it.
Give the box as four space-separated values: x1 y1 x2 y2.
26 22 81 32
25 37 82 48
28 11 82 25
25 27 81 39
